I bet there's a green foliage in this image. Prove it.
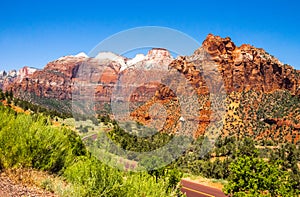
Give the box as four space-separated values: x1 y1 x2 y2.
0 105 183 196
224 90 300 143
1 89 299 196
120 171 183 197
29 92 73 116
0 89 5 100
235 137 259 157
63 156 183 197
165 168 183 192
41 178 55 192
0 89 72 119
223 156 297 196
63 156 123 197
0 106 87 173
106 123 173 160
140 156 166 182
78 125 90 133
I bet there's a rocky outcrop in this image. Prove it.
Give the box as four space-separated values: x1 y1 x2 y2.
6 55 87 100
1 69 24 90
6 49 175 102
0 70 13 90
1 67 38 91
117 48 174 104
7 35 299 103
2 34 300 141
263 118 300 130
201 34 300 94
16 66 38 82
126 35 300 138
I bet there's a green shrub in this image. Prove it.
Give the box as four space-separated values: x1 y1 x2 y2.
63 156 123 197
0 105 183 196
120 172 183 197
0 106 87 173
223 156 297 196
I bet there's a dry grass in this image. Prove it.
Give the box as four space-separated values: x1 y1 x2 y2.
209 156 227 162
1 168 79 197
183 175 226 190
1 101 30 115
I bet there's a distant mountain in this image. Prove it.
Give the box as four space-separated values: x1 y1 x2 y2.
2 34 300 143
5 35 299 99
0 67 38 90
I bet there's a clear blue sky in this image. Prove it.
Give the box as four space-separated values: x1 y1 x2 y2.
0 0 299 71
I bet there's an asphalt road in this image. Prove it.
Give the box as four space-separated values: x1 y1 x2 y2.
181 179 227 197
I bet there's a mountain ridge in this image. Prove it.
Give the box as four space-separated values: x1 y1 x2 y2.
2 34 299 97
1 34 300 142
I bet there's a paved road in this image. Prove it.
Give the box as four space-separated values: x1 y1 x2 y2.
181 179 227 197
82 133 98 141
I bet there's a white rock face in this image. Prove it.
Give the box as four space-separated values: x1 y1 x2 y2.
8 70 17 78
0 48 174 90
94 48 174 72
96 52 127 70
129 48 174 71
75 52 88 58
126 54 145 67
0 71 7 77
0 69 18 89
146 48 172 59
17 66 38 82
58 52 89 61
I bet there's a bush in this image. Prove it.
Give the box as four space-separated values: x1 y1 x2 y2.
223 156 297 196
120 171 183 197
0 105 182 196
0 106 87 173
63 156 123 197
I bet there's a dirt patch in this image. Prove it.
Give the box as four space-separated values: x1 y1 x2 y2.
0 171 57 197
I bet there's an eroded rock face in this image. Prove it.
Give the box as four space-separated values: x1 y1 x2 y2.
6 55 87 100
201 34 300 94
1 67 37 90
17 66 38 82
0 70 15 90
3 34 300 141
126 35 300 138
7 35 299 103
118 48 174 104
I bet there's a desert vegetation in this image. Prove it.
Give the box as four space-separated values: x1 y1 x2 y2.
1 89 300 196
0 103 183 196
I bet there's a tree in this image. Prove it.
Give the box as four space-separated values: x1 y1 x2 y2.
166 168 183 193
0 90 4 100
139 156 166 183
223 156 296 196
236 137 258 157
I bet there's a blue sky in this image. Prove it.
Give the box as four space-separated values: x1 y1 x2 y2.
0 0 299 70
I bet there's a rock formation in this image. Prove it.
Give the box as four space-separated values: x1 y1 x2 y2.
201 34 300 94
2 34 300 142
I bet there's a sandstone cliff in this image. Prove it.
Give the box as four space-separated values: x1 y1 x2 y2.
6 35 299 102
3 34 300 142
